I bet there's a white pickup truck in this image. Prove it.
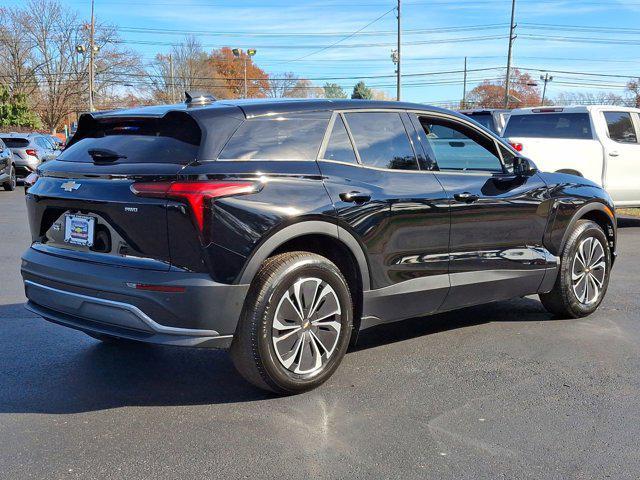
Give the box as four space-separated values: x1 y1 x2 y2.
503 105 640 207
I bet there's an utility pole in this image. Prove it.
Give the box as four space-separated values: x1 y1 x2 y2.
462 56 468 109
503 0 516 109
396 0 401 101
88 0 95 111
540 73 553 105
168 53 175 102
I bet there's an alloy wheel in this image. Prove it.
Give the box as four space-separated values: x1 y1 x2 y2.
271 277 342 376
572 236 606 305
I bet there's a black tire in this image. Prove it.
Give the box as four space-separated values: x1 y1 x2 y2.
3 166 16 191
540 220 611 318
230 251 353 394
85 332 138 344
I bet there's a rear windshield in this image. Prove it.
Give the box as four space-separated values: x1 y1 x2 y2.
463 113 495 132
1 138 29 148
59 112 201 164
504 113 593 139
219 113 330 160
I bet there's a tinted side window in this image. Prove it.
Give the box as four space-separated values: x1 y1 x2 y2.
503 113 593 139
604 112 638 143
343 112 418 170
219 113 329 160
418 117 503 172
323 115 357 163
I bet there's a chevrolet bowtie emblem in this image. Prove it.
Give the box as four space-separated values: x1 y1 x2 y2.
61 181 81 192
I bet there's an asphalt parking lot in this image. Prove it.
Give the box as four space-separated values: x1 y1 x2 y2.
1 187 640 480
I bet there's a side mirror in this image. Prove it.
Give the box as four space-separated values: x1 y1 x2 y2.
513 157 537 176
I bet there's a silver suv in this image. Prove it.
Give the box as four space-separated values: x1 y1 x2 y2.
0 133 61 178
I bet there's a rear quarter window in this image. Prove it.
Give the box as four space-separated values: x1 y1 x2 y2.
59 112 202 164
504 113 593 139
219 113 330 160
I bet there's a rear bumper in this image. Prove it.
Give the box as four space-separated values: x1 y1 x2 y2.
21 247 249 348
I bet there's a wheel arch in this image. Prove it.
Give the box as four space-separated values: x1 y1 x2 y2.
238 220 371 291
560 202 616 258
237 221 370 340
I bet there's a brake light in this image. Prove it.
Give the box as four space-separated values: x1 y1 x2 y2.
510 142 523 152
25 149 39 159
131 180 258 231
532 108 563 113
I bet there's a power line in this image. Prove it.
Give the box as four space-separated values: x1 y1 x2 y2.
278 6 396 64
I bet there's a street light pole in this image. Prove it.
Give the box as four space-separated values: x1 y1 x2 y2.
396 0 401 101
233 48 256 99
89 0 95 112
243 57 247 98
503 0 516 109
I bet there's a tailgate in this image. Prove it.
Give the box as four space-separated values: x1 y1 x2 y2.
26 164 182 271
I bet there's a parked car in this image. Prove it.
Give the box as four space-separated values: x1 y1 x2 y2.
503 105 640 207
459 108 511 135
21 96 616 394
0 133 60 178
48 135 65 151
0 138 16 191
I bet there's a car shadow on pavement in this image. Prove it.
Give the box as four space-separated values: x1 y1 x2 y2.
0 298 553 414
0 303 274 414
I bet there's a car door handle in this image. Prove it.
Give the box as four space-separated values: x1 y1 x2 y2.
454 192 479 203
339 191 371 203
609 151 619 157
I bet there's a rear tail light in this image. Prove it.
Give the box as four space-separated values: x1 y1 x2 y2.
25 149 39 159
131 180 259 232
510 142 523 152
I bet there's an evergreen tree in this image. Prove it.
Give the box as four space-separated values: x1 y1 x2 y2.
323 82 348 99
351 81 374 100
0 85 41 129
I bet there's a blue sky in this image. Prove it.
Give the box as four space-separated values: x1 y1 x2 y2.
11 0 640 103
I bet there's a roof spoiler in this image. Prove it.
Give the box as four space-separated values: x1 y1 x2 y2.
185 91 216 107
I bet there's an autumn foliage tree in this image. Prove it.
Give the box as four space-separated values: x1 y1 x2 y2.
467 69 542 108
208 47 270 98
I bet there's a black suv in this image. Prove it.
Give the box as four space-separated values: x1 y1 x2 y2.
21 96 616 393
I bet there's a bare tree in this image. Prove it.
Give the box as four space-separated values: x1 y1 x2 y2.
12 0 142 132
266 72 300 98
0 7 40 98
149 36 229 102
555 91 625 106
626 79 640 108
283 78 322 98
